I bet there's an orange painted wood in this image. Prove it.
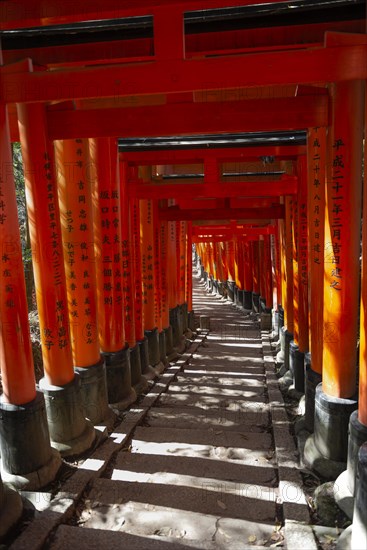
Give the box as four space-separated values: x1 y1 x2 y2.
0 105 36 404
322 81 364 399
186 222 193 311
17 102 74 386
55 138 100 367
225 241 235 282
243 241 253 292
359 93 367 426
307 126 326 373
234 241 244 290
2 44 366 103
264 235 273 309
120 160 136 347
90 137 125 352
140 199 156 330
167 217 178 309
296 156 309 353
47 96 328 140
251 241 260 294
292 194 299 345
153 201 163 332
177 222 187 304
130 198 144 341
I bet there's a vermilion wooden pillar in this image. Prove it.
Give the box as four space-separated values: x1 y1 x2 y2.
259 236 266 308
242 240 253 309
18 103 95 457
264 235 273 309
0 103 59 491
303 126 326 432
307 127 326 376
90 137 135 408
234 240 245 306
225 240 236 301
306 81 364 470
359 95 367 428
140 198 164 371
0 106 36 406
251 239 260 312
119 160 147 393
56 138 111 425
185 221 193 314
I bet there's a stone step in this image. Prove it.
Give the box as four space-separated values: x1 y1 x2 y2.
130 427 274 466
145 406 269 432
176 374 265 388
179 368 265 379
84 477 277 525
174 375 265 388
166 384 265 399
113 450 278 487
157 392 267 409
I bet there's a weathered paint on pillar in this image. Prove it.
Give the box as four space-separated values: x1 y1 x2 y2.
292 192 300 345
259 237 266 299
160 217 170 328
56 139 100 367
297 155 309 353
90 137 125 352
0 105 36 405
167 217 178 308
153 201 162 331
284 196 294 333
307 126 326 373
264 235 273 308
243 241 253 292
140 199 156 330
177 221 186 304
359 93 367 426
120 160 135 347
185 221 193 311
225 241 235 282
131 198 144 341
323 81 364 398
17 103 74 387
251 240 260 294
234 240 244 290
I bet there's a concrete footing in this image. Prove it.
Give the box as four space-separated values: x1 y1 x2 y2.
129 345 148 396
164 325 179 362
252 292 260 313
334 411 367 519
227 280 235 302
137 337 156 380
145 327 165 375
271 309 279 340
289 341 305 393
103 345 137 410
304 355 322 432
0 392 62 489
304 384 358 479
0 475 23 540
243 290 253 310
170 306 181 348
74 357 114 428
39 375 96 457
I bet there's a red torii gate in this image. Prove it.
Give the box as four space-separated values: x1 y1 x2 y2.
0 0 367 542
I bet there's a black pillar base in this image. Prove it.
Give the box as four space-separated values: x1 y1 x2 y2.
304 354 322 432
289 341 305 393
159 329 169 367
129 344 148 396
74 357 113 426
0 392 61 489
252 292 260 313
39 375 96 457
243 290 253 310
103 346 136 410
145 327 160 366
170 306 180 348
237 289 245 309
138 337 156 380
304 384 358 480
227 280 235 302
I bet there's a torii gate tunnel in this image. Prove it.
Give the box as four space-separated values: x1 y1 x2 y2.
0 0 367 543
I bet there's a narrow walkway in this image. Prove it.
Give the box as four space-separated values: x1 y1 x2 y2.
10 273 316 550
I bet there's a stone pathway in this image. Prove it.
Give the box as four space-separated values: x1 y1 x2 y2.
8 274 318 550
